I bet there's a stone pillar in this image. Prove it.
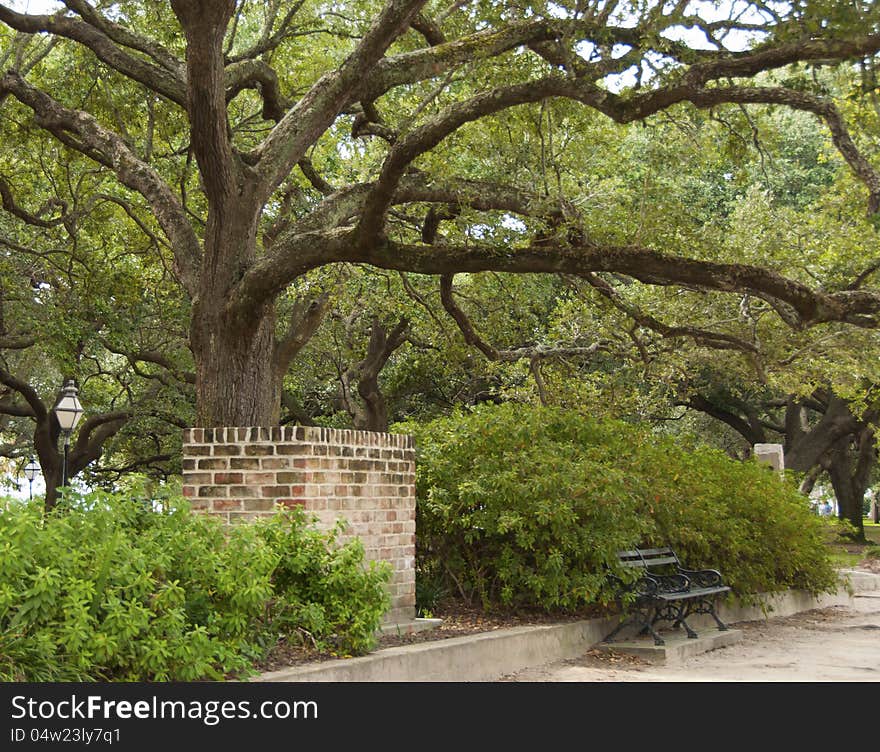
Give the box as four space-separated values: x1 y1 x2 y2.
181 426 416 625
753 443 785 474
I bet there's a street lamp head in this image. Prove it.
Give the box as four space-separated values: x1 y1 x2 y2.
23 457 40 482
54 379 84 433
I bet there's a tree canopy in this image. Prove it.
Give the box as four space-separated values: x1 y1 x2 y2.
2 0 880 432
2 0 880 523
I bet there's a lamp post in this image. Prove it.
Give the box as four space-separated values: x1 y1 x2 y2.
23 457 40 501
53 379 84 492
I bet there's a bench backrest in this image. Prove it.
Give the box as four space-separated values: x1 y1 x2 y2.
616 547 681 570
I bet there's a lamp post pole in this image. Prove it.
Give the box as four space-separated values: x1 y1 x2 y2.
53 379 84 496
62 433 70 489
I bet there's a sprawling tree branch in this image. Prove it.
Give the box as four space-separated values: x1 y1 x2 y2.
250 0 427 199
0 71 201 295
363 239 880 329
0 3 186 104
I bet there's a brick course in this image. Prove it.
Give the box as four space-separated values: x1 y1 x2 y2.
182 426 416 625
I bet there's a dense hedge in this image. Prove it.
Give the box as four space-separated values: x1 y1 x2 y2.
0 486 390 681
402 404 839 613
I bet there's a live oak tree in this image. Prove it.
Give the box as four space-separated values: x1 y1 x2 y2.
0 212 194 507
0 98 194 508
3 1 880 429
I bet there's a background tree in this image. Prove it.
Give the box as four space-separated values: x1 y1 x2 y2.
3 1 880 431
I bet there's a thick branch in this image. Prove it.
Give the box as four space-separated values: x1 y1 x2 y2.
273 292 333 375
251 0 427 200
0 365 47 422
364 239 880 329
70 411 131 476
225 59 287 122
170 0 241 207
0 72 201 295
0 4 186 104
679 393 767 445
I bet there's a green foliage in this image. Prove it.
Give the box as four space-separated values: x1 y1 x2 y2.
256 509 391 656
405 404 839 613
0 485 390 681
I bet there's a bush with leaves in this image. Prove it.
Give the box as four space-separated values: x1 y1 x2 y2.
256 510 391 656
0 484 390 681
402 404 839 614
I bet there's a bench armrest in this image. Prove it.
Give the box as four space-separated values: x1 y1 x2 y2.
608 572 659 598
678 568 724 588
651 573 690 594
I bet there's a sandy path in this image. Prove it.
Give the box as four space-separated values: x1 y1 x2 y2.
500 591 880 682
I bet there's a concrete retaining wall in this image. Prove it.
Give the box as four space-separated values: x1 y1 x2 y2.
253 570 879 682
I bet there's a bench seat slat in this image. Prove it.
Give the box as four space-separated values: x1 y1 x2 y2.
642 556 678 566
655 585 730 600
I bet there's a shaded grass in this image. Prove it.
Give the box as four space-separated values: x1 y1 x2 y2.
824 519 880 568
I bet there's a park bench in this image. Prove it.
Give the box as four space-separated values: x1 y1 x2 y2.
603 546 731 646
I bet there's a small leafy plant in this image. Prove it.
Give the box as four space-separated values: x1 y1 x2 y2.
0 483 390 681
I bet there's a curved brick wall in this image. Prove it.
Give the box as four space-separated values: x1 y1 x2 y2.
182 426 416 625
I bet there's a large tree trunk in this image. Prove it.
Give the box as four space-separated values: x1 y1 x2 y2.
784 395 862 474
189 204 282 427
191 290 281 428
826 429 875 539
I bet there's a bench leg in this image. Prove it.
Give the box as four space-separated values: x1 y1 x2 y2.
675 614 699 639
604 603 665 645
683 599 729 632
653 602 697 639
710 608 729 631
643 621 666 646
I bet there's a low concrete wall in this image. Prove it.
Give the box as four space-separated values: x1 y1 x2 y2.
253 616 621 683
253 570 879 682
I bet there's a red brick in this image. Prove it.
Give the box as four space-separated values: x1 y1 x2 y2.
277 498 306 509
276 472 302 484
244 445 272 456
214 472 243 484
213 444 242 455
212 499 243 511
197 486 228 498
230 458 261 470
246 499 282 511
261 485 290 497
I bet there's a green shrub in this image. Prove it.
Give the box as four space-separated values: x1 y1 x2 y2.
402 404 839 613
256 509 391 656
0 485 390 681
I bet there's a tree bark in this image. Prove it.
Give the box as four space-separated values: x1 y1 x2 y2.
191 293 280 427
784 395 862 473
826 428 875 539
341 317 409 432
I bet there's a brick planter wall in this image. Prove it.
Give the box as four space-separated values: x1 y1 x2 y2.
181 426 416 625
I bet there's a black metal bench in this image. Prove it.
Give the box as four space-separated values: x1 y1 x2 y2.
603 547 731 646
